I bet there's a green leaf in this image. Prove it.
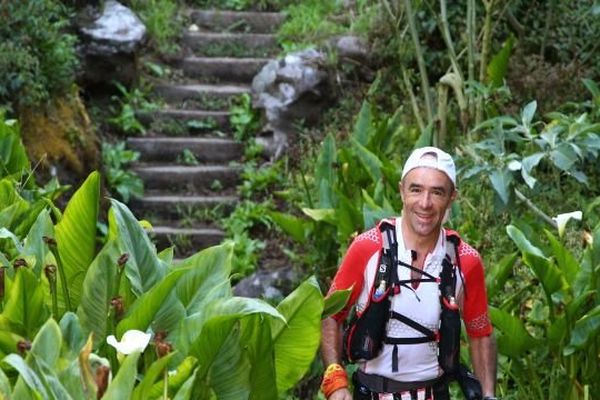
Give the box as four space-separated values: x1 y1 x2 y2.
315 133 337 192
322 288 352 319
240 315 277 400
191 318 250 400
351 138 383 183
77 240 120 347
132 353 175 400
545 230 579 285
506 225 547 258
272 276 323 394
521 101 537 127
55 171 100 311
549 144 578 172
564 304 600 355
175 243 233 315
116 267 189 337
110 199 166 296
59 312 85 360
302 208 336 224
29 318 62 368
0 117 30 178
23 210 54 276
522 252 565 297
489 307 537 358
487 35 515 88
0 268 48 338
352 101 372 146
0 367 11 399
520 152 544 189
485 252 518 298
101 352 141 400
269 211 307 243
2 354 46 397
489 169 512 204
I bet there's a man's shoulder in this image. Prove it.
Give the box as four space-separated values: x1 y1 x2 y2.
445 229 482 262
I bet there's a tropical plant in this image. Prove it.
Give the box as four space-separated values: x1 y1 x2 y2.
461 98 600 225
490 222 599 399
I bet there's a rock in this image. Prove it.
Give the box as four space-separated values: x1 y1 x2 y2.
331 35 370 64
251 48 334 159
76 0 146 88
233 267 299 301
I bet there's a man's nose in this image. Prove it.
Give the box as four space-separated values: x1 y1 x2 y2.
419 192 433 208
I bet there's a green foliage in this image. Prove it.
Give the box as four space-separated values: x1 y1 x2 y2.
129 0 181 54
222 200 272 278
0 1 78 109
463 99 600 208
0 164 328 398
492 223 600 399
229 94 261 142
101 142 144 202
0 116 30 180
277 0 344 51
109 82 158 136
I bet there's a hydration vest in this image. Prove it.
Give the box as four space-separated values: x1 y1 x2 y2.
343 220 462 376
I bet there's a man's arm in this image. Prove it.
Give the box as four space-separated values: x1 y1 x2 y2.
468 333 497 397
320 317 352 400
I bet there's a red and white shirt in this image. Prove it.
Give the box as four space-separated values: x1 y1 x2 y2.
328 218 492 381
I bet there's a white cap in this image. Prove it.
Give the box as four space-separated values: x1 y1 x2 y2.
401 146 456 187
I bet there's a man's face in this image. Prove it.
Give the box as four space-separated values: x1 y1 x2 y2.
399 167 456 239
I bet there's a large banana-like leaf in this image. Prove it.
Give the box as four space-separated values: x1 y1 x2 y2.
0 268 48 338
147 356 198 398
241 315 278 400
29 318 61 367
272 276 324 394
59 312 86 360
55 171 100 311
109 199 166 296
116 267 189 337
507 225 565 297
0 367 10 398
101 352 141 400
174 243 233 315
322 288 352 319
189 318 250 400
77 240 120 347
489 306 538 358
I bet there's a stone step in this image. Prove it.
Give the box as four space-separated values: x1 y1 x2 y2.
181 56 270 83
188 9 286 33
131 193 237 221
132 164 241 191
137 108 231 133
153 82 250 106
127 137 243 163
182 32 279 57
150 225 225 256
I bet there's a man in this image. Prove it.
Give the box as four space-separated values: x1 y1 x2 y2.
320 146 497 400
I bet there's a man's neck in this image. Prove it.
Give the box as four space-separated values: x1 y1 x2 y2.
399 217 441 257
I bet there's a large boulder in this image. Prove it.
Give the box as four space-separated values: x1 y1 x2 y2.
76 0 146 88
251 48 334 159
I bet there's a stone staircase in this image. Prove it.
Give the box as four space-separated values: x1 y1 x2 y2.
127 9 284 258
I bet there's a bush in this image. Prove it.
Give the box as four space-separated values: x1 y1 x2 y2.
0 1 78 111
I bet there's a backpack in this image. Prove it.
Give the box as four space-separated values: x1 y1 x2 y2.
343 220 461 375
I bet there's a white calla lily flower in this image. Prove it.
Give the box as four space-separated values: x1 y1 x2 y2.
106 330 151 355
552 211 582 237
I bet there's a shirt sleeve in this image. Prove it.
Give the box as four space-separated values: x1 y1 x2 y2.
327 227 381 322
458 241 493 337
